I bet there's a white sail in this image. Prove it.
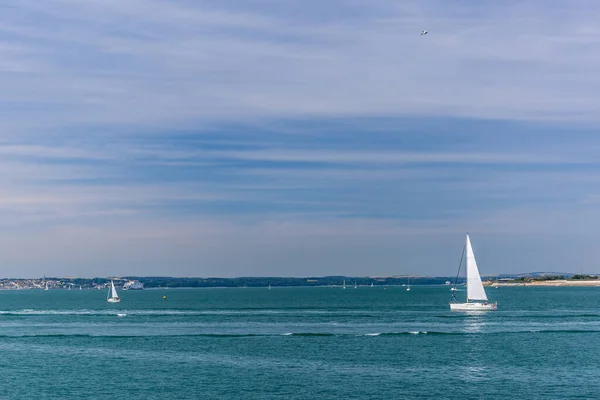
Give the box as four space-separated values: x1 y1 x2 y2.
465 234 488 301
110 280 119 299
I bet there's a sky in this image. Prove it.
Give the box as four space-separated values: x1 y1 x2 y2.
0 0 600 277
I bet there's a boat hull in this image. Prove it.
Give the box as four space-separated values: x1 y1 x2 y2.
107 298 121 303
450 302 497 311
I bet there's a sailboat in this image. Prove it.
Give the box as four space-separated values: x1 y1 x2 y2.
370 282 374 288
354 280 357 289
107 280 121 303
44 282 48 291
450 234 497 311
406 277 411 291
342 279 346 289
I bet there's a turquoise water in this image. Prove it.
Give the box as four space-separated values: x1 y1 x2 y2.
0 286 599 399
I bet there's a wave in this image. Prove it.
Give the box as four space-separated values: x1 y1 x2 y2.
0 309 390 317
0 329 596 339
0 309 287 317
8 309 600 321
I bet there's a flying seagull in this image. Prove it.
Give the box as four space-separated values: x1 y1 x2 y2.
421 30 428 35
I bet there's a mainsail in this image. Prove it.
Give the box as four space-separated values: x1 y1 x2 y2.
110 281 119 299
465 234 488 301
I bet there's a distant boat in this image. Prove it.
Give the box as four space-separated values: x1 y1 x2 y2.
450 234 497 311
44 282 48 291
68 285 71 290
268 284 271 290
406 277 411 291
107 280 121 303
123 280 144 290
354 280 357 289
343 279 346 289
370 282 374 288
79 285 82 290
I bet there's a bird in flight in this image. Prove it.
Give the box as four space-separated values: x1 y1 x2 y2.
421 30 428 35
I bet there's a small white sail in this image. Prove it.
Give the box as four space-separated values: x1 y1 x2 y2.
107 280 121 302
465 234 488 301
111 281 119 299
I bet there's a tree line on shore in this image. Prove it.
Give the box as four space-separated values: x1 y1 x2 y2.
124 276 459 288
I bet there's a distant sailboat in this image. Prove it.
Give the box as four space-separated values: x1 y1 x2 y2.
268 284 271 290
450 234 497 311
354 280 357 289
45 282 48 291
107 280 121 303
343 279 346 289
79 285 82 290
406 277 411 291
370 282 374 288
68 285 71 290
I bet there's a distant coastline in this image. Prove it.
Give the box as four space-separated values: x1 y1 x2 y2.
0 276 455 290
485 279 600 287
483 274 600 287
1 274 598 289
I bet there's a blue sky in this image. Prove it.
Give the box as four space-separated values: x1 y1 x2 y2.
0 0 600 277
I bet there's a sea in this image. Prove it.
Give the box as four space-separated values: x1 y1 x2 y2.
0 286 599 399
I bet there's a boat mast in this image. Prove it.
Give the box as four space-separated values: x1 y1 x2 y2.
450 241 466 303
464 233 470 303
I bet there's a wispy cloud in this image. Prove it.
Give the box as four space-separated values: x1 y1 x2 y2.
0 1 598 276
1 0 600 130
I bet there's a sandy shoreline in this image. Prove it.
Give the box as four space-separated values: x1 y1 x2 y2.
485 280 600 287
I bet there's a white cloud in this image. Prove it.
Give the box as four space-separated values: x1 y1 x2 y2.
200 149 584 165
0 1 597 276
0 0 599 133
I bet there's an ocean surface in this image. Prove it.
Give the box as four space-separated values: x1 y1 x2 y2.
1 286 599 399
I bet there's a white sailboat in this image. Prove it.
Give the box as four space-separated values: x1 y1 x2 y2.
354 280 357 289
45 282 48 291
406 276 411 291
450 234 497 311
343 279 346 289
107 280 121 303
